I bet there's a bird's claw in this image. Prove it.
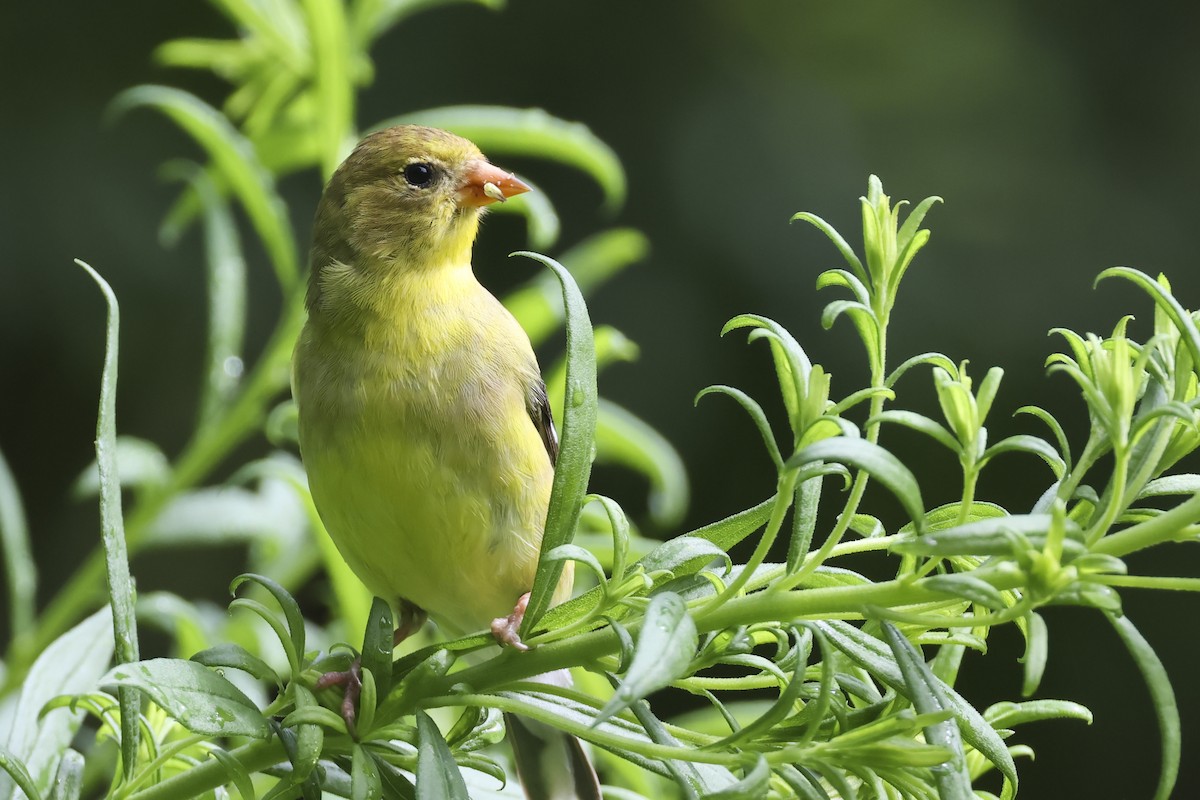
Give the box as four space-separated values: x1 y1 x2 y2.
314 659 363 733
491 592 531 651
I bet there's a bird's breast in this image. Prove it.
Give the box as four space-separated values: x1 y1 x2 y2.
293 271 557 635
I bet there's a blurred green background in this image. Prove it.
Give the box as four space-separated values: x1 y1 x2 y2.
4 1 1200 796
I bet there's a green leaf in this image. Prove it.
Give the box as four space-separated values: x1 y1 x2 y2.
47 750 83 800
923 573 1007 609
361 598 396 701
172 164 248 429
144 481 307 548
74 259 140 775
619 692 734 795
1 606 113 800
701 756 770 800
885 351 958 389
546 544 608 586
415 711 469 800
287 685 325 781
818 620 1017 798
209 748 256 800
984 700 1093 728
0 445 35 644
513 253 598 632
71 435 171 499
1106 612 1179 800
1015 405 1072 470
982 434 1065 478
230 573 307 674
1097 267 1200 374
110 86 298 286
191 643 282 689
881 623 973 800
352 745 383 800
0 746 41 800
595 399 689 526
722 315 811 430
596 593 697 724
893 513 1086 560
791 212 866 285
788 474 823 573
301 0 355 177
1138 474 1200 498
383 106 625 209
870 410 958 452
695 385 783 470
102 658 271 738
784 438 925 533
1020 611 1048 697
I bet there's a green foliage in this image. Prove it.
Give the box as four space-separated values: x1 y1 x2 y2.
4 2 1200 800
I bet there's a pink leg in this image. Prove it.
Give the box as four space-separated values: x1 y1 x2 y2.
490 592 531 651
315 600 427 732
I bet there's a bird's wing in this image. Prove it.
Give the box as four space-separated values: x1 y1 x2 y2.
526 379 559 466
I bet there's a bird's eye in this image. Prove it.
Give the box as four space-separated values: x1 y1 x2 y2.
403 162 435 188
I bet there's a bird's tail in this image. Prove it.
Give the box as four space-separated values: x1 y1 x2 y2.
505 668 601 800
505 712 600 800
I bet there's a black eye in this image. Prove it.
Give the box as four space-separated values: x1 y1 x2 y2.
403 162 435 188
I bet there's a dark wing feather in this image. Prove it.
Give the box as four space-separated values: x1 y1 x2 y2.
526 379 559 467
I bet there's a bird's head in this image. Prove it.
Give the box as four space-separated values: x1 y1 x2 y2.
307 125 529 307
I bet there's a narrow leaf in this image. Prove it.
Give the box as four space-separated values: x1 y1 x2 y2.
0 446 35 643
882 623 973 800
818 620 1017 797
183 166 247 428
1107 612 1179 800
110 87 298 286
702 756 770 800
1 608 113 800
984 700 1093 728
923 573 1007 609
102 658 271 738
47 750 83 800
191 643 282 689
415 711 468 800
351 745 383 800
361 598 396 701
513 253 597 632
1020 612 1048 697
785 438 925 532
1097 267 1200 373
596 593 697 724
0 746 41 800
71 436 170 499
74 259 140 775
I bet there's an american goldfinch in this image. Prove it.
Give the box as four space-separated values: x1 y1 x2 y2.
293 125 597 799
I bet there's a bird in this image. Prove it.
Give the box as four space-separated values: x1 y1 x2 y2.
292 125 600 799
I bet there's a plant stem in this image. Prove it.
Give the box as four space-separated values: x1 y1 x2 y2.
125 740 287 800
775 326 890 593
1091 492 1200 557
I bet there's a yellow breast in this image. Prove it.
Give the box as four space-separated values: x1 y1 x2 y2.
293 263 562 635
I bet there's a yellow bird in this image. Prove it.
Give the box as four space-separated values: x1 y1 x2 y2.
293 125 597 798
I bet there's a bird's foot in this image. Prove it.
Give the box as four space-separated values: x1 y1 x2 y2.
394 601 428 646
490 592 531 651
314 658 362 733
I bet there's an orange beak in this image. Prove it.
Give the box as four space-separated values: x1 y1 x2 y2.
457 161 531 207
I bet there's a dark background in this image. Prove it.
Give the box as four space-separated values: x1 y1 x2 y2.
4 1 1200 796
